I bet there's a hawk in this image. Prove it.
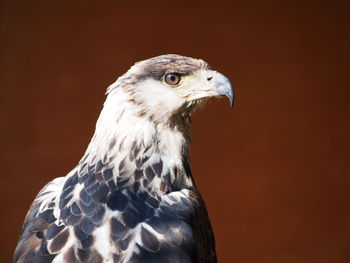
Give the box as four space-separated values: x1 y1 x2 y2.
14 54 233 263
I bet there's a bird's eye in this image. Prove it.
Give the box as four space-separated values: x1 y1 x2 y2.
164 73 181 85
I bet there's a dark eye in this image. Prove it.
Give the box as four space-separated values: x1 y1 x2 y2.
164 73 181 85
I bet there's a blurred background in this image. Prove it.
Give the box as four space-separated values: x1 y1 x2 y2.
1 0 349 262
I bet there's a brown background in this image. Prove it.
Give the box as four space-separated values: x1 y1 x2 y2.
1 0 350 262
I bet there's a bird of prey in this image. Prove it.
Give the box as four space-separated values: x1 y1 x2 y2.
14 54 233 263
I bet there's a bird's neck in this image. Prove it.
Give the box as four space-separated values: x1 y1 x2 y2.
78 94 195 194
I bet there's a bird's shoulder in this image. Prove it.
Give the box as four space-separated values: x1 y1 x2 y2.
13 167 208 263
13 175 66 263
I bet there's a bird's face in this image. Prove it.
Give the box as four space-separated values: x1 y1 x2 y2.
108 54 233 122
169 69 233 107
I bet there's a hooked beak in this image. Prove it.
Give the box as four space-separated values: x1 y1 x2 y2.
183 70 234 107
207 70 234 106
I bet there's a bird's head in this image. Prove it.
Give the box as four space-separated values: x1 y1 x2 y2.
107 54 233 124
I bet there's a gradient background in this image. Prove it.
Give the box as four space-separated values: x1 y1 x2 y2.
1 0 349 262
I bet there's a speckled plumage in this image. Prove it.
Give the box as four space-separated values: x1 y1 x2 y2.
14 54 233 263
